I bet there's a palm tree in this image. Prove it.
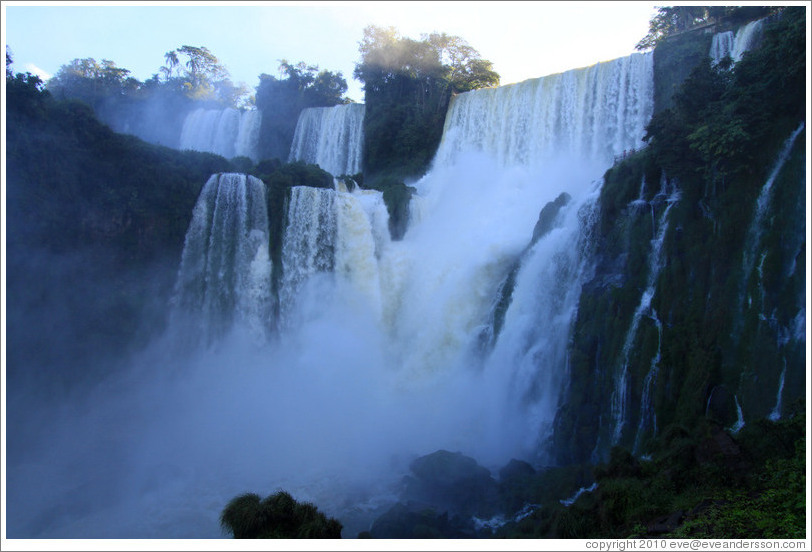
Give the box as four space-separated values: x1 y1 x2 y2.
162 50 179 80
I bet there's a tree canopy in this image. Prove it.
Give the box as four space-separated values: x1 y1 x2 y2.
253 59 349 161
636 6 784 51
354 25 499 180
354 26 499 97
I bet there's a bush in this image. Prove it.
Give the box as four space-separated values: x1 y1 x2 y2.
220 490 342 539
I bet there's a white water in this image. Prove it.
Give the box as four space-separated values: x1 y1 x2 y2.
288 104 365 176
179 108 262 160
741 122 805 308
767 361 786 421
560 482 598 507
170 173 272 345
710 19 765 66
633 310 662 455
434 52 653 169
610 180 680 446
7 52 655 538
729 396 746 434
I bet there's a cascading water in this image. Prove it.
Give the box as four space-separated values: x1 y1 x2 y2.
278 183 391 329
8 51 657 539
403 51 655 462
434 52 653 168
767 361 787 422
710 18 766 65
179 107 262 160
288 104 365 176
633 309 662 455
170 173 273 345
741 122 805 314
610 178 680 447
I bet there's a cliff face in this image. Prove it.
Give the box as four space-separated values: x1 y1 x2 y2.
552 8 806 464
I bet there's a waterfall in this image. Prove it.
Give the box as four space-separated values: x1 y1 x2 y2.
179 108 262 160
278 186 338 327
633 310 662 455
767 361 787 421
610 181 680 446
289 104 365 176
278 184 390 328
741 123 805 310
170 173 272 344
729 396 746 434
710 18 766 65
434 52 653 169
11 52 657 538
397 51 654 462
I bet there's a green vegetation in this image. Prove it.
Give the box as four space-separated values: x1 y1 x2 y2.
500 409 805 538
354 25 499 182
351 26 499 239
5 52 335 389
254 60 350 161
220 490 342 538
558 4 806 464
635 6 781 51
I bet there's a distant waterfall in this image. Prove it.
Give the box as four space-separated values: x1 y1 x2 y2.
289 104 365 176
171 173 272 343
434 52 653 169
180 108 262 161
710 18 766 65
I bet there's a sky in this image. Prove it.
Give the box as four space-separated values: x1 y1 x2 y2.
3 1 660 102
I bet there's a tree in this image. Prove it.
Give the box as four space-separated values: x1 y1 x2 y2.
160 50 180 80
220 491 342 539
636 7 713 50
253 59 349 160
47 57 134 109
353 25 499 179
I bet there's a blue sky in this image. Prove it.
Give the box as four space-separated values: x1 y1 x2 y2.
4 1 659 102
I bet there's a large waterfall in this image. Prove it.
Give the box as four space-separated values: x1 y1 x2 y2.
288 104 365 176
179 107 262 160
7 52 658 539
435 52 653 169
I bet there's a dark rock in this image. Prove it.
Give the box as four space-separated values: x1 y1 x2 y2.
531 192 572 245
646 510 684 534
499 459 536 481
403 450 499 518
705 385 738 426
694 424 745 470
368 502 476 539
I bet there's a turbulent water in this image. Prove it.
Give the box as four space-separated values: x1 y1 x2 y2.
288 104 365 176
170 173 273 345
8 52 659 538
179 107 262 160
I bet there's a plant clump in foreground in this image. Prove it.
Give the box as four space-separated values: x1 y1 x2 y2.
220 490 342 538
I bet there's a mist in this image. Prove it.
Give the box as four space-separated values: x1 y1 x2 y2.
5 145 607 539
